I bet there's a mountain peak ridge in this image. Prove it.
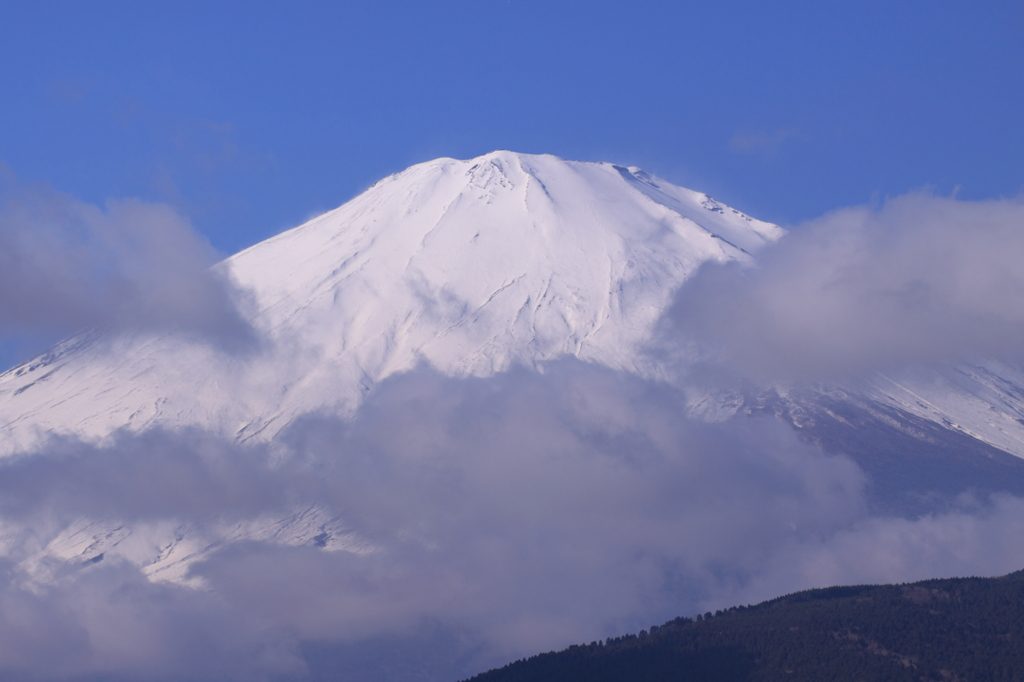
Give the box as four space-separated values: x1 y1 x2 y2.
5 151 1024 601
0 151 781 453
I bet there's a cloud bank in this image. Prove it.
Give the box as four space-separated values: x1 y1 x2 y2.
2 190 1024 680
0 176 255 355
666 193 1024 380
2 363 1024 681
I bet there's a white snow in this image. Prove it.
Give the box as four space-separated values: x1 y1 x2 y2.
863 361 1024 459
0 151 781 454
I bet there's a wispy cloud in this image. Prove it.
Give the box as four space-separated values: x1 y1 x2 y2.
47 78 88 105
663 192 1024 380
729 128 800 156
0 177 257 357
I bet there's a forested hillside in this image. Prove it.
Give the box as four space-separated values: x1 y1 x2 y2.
465 570 1024 682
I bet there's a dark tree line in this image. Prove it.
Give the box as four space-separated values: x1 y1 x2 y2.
464 569 1024 682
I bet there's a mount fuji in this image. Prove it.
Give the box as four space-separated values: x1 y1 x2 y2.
2 150 1024 585
0 151 782 453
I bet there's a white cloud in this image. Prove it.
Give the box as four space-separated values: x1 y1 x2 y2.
665 192 1024 380
1 363 1023 680
3 188 1024 680
0 178 256 355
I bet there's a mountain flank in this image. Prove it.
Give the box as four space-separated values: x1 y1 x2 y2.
465 570 1024 682
0 151 780 455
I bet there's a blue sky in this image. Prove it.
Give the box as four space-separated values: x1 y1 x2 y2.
2 0 1020 257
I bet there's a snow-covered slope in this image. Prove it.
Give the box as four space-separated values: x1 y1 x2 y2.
863 362 1024 459
5 150 1024 586
0 151 781 454
3 151 1024 464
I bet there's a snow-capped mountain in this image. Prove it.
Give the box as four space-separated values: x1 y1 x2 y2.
3 150 1024 583
0 151 780 454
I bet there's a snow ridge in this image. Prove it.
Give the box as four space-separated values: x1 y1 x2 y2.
0 151 781 453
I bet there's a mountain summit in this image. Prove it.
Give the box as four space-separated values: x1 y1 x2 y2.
0 151 781 452
3 150 1024 620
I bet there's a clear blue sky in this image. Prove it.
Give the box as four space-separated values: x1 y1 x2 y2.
2 0 1022 256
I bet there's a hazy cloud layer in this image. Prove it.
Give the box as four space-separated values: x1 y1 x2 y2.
3 184 1024 681
665 193 1024 380
0 177 255 353
2 362 1024 680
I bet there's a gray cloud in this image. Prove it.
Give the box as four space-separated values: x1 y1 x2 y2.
729 128 800 156
723 493 1024 611
4 187 1024 679
0 176 256 356
0 559 304 682
664 193 1024 380
0 429 290 524
2 362 1024 680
